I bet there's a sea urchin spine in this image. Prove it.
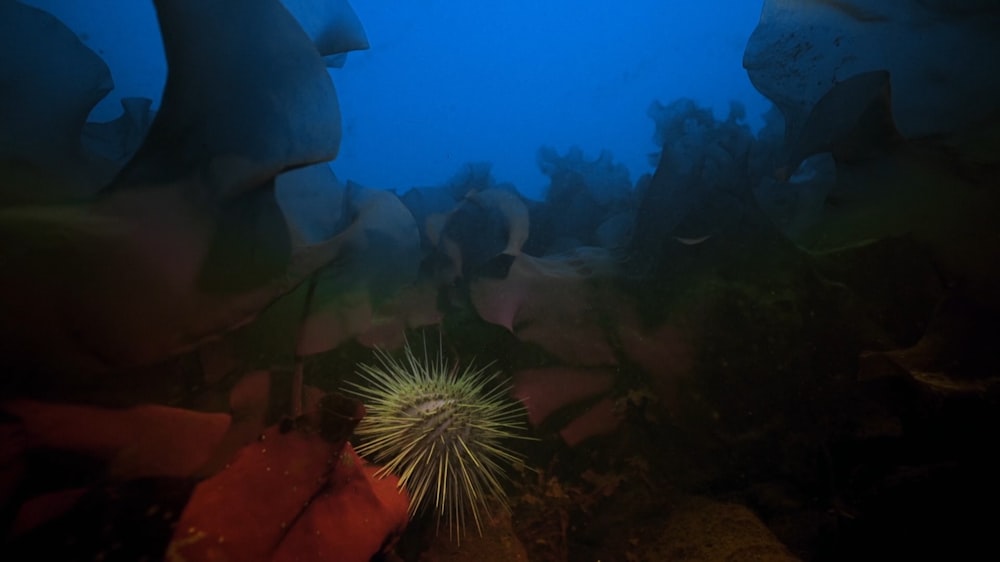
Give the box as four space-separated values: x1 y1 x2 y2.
348 340 527 539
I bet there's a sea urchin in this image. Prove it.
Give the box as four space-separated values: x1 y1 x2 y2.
348 340 528 539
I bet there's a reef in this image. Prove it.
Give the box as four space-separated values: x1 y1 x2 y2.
2 0 1000 561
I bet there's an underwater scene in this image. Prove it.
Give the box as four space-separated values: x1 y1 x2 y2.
2 0 999 560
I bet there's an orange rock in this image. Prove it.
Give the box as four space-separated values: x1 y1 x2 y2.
168 426 408 562
272 448 409 562
2 399 230 480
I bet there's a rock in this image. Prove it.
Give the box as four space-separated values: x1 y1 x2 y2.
783 70 903 173
754 152 837 238
858 295 1000 393
637 496 800 561
0 0 356 374
279 0 369 62
0 1 115 201
468 249 620 366
81 97 156 171
744 0 1000 142
170 406 408 562
418 509 529 562
1 400 231 481
111 0 341 199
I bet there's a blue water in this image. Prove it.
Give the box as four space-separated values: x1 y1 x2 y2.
23 0 768 200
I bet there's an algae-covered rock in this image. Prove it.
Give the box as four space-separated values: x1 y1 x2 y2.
639 496 800 562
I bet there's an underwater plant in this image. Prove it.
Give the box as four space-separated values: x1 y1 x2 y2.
348 340 528 539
